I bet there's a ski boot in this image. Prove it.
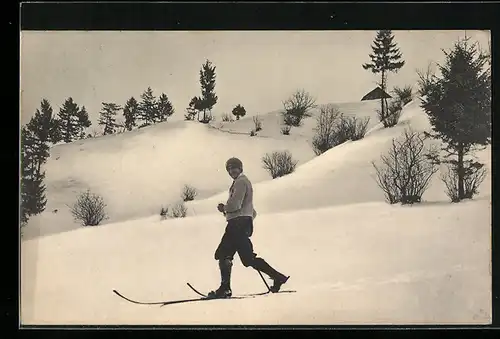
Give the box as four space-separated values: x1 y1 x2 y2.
269 275 290 293
207 285 232 299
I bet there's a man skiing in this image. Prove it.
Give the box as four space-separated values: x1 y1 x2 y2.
208 157 289 299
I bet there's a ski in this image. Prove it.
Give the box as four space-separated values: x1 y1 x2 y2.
113 284 297 307
112 289 170 305
113 289 249 307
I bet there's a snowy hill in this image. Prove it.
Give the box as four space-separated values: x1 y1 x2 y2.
20 98 492 325
23 99 388 240
23 116 317 239
211 99 382 140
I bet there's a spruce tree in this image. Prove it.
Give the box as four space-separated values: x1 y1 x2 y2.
123 97 139 130
57 97 81 143
138 87 157 126
157 93 175 122
198 60 218 122
98 102 121 135
76 106 92 139
25 119 50 178
20 126 48 224
362 30 405 122
420 37 491 201
29 99 62 144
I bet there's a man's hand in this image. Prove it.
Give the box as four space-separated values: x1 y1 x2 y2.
217 203 225 213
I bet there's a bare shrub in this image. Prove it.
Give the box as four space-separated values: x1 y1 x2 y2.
392 85 413 105
222 113 234 122
441 162 487 203
312 105 370 156
70 190 108 226
282 89 317 127
160 206 169 220
372 128 439 204
380 99 403 128
262 150 298 179
253 115 262 131
281 125 291 135
170 201 187 218
339 115 371 141
181 185 197 202
312 104 342 155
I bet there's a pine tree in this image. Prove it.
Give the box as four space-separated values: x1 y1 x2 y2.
98 102 121 135
20 126 48 224
198 60 218 122
232 104 246 120
138 87 157 126
27 99 61 144
57 97 81 143
25 118 50 179
362 30 405 122
421 37 491 201
156 93 175 122
76 106 92 139
123 97 139 130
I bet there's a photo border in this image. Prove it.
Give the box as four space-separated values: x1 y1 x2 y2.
15 0 498 335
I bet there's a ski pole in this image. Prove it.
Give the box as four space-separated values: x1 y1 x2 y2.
256 269 271 292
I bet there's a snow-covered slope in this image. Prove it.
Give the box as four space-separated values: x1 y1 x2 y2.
21 198 491 325
186 99 491 216
23 117 316 239
211 99 382 140
21 97 492 325
24 99 390 240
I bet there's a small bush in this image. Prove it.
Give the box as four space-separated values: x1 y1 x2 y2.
170 201 187 218
253 115 262 131
372 128 439 204
222 113 234 122
70 190 108 226
181 185 197 202
184 113 196 121
338 115 371 141
262 150 298 179
312 105 370 155
250 130 257 137
312 104 342 155
281 89 317 127
441 162 487 203
281 125 291 135
392 85 413 105
381 99 403 128
160 206 169 220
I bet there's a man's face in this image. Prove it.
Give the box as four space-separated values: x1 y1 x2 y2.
227 167 241 179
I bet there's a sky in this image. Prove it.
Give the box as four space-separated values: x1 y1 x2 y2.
20 30 489 127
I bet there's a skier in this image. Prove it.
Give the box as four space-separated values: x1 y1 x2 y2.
208 157 289 299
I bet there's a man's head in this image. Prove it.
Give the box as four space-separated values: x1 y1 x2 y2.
225 157 243 179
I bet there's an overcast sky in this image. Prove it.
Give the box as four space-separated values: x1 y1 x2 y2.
20 30 489 126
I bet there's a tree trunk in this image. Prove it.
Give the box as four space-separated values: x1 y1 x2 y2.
457 143 465 200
